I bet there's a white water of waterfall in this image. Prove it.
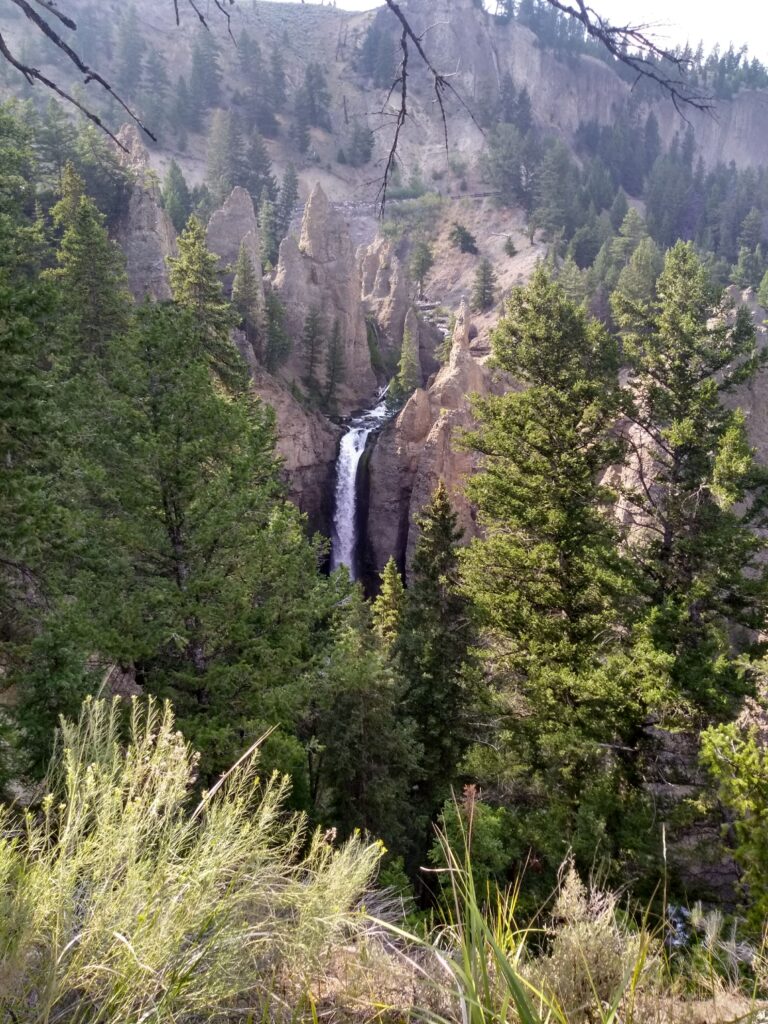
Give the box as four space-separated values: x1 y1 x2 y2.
330 392 391 579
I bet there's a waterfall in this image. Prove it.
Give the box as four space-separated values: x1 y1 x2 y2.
330 391 391 579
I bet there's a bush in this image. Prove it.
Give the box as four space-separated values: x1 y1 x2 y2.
449 222 478 254
0 697 381 1022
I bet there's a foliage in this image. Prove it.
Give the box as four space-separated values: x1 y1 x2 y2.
390 323 421 403
0 696 382 1022
449 222 479 254
161 159 192 232
231 241 262 358
471 258 497 312
410 239 434 299
372 557 405 651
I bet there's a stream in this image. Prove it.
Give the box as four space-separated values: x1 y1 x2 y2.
329 389 392 580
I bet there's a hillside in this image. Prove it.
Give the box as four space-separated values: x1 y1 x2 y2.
4 2 768 1019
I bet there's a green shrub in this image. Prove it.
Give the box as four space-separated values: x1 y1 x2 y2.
0 697 381 1022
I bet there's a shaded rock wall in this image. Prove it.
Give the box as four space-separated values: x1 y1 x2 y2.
115 125 176 300
275 184 376 413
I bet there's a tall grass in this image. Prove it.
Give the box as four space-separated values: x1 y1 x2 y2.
376 807 659 1024
0 696 381 1023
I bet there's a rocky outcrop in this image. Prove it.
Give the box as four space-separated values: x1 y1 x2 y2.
364 301 490 579
206 187 264 300
359 236 410 367
275 184 376 414
114 125 176 301
251 367 341 536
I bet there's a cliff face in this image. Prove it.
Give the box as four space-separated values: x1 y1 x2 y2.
365 301 490 579
275 184 377 413
115 125 177 300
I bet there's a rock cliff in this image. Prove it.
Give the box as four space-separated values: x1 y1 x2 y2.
114 125 177 300
364 301 489 580
275 184 377 413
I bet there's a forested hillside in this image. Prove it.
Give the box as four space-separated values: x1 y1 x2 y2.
3 0 768 1020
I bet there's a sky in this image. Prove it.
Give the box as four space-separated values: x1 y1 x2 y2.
268 0 768 62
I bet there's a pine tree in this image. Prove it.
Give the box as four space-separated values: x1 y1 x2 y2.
114 4 145 95
372 556 405 651
231 241 262 360
759 268 768 307
324 318 344 411
611 235 663 305
292 91 311 154
189 30 221 113
258 191 279 267
391 324 421 402
242 133 277 206
35 99 76 194
162 160 192 233
461 269 648 887
48 165 132 360
206 110 243 207
80 302 335 782
302 308 324 396
395 483 475 866
268 49 286 113
264 289 291 372
614 241 768 714
471 258 497 312
410 240 434 299
310 590 418 849
275 163 299 241
557 253 586 304
167 215 241 386
141 48 170 138
174 75 199 134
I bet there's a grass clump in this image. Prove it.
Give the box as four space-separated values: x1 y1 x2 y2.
0 696 381 1023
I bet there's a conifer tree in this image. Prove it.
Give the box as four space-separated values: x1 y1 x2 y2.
614 241 768 714
35 99 76 193
372 557 405 652
243 133 277 206
410 240 434 299
302 308 324 396
268 49 287 113
557 253 586 304
461 269 649 886
174 75 199 134
324 318 344 411
167 215 241 386
162 160 192 233
81 302 334 781
276 164 299 241
114 4 145 95
141 49 170 138
206 110 243 207
259 191 279 267
395 483 475 865
471 257 497 312
759 268 768 308
311 590 418 849
231 241 262 360
264 289 291 372
391 324 421 402
189 30 222 113
49 165 131 360
292 92 311 155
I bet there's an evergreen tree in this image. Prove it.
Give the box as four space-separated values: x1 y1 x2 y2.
189 30 222 113
410 240 434 299
114 4 145 95
258 191 279 267
557 253 586 304
243 133 277 206
167 215 242 386
161 160 192 233
324 318 344 411
81 302 334 782
758 268 768 307
231 241 262 360
471 257 497 312
35 99 76 194
292 90 311 154
174 75 199 134
48 165 132 360
268 49 287 113
311 590 418 850
461 269 647 887
302 308 324 396
264 289 291 372
391 323 421 402
206 110 243 207
731 244 763 289
275 163 299 241
141 48 170 138
395 483 475 868
372 557 405 651
613 241 768 715
612 235 663 305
